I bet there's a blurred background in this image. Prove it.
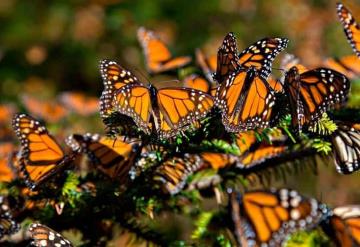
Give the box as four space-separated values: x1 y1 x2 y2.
1 0 360 208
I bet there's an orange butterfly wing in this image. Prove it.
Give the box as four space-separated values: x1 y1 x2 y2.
196 48 217 83
21 95 68 123
324 55 360 80
12 114 67 189
137 27 191 74
337 3 360 58
99 59 139 118
230 189 328 246
215 68 275 132
183 74 211 93
157 87 214 138
29 223 74 247
114 84 152 134
284 67 350 132
59 92 98 116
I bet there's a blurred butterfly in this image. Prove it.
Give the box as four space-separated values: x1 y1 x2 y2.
183 74 216 96
0 104 16 124
113 66 214 138
324 55 360 80
199 152 240 170
66 133 140 182
214 32 289 83
0 195 19 239
228 188 329 246
153 154 202 195
280 53 308 74
58 92 98 116
0 142 17 183
283 67 350 132
29 223 73 247
21 95 68 123
12 113 76 190
331 122 360 174
195 48 217 83
137 27 191 74
215 67 276 132
337 3 360 58
321 205 360 247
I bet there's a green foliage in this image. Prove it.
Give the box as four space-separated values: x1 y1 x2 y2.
285 230 330 247
311 139 332 155
191 211 214 240
201 139 240 155
61 172 81 208
308 113 338 135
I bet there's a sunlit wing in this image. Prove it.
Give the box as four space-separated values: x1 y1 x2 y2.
58 92 98 116
12 113 69 189
215 68 275 132
99 59 140 118
183 74 211 93
196 48 217 82
157 87 214 138
324 55 360 80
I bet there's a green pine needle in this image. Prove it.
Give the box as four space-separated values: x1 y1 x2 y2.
201 139 240 155
308 113 337 135
61 172 81 207
191 211 214 240
311 138 332 155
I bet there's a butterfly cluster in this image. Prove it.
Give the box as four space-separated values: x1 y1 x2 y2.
1 2 360 246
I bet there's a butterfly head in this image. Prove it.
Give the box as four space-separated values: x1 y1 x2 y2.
284 66 300 84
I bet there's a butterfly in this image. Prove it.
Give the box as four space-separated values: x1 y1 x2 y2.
0 195 19 239
29 223 73 247
214 32 289 83
66 133 140 181
21 95 68 123
283 66 350 132
199 152 240 170
237 131 287 167
112 66 214 138
183 74 214 95
58 92 98 116
337 3 360 59
0 142 17 183
12 113 75 190
153 154 202 195
0 104 16 124
137 27 191 74
321 205 360 247
331 123 360 174
215 67 276 132
195 48 217 83
228 188 329 246
324 55 360 80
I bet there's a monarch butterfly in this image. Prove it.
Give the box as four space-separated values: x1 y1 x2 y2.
195 48 217 83
12 113 75 190
112 66 214 138
137 27 191 74
229 188 329 246
324 55 360 80
331 123 360 174
153 154 202 195
283 66 350 132
66 133 140 181
0 142 17 183
337 3 360 59
214 32 289 83
183 74 213 94
29 223 73 247
0 104 16 124
234 130 288 169
0 195 19 239
58 92 98 116
21 95 68 123
321 205 360 247
215 67 275 132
